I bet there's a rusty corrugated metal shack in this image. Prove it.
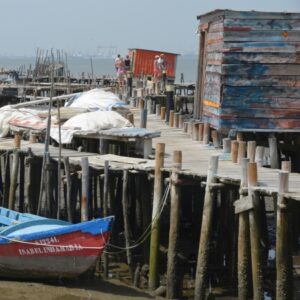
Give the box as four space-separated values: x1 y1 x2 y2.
194 9 300 134
129 48 179 79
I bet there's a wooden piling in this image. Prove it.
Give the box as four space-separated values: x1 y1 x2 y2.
194 155 219 300
231 140 239 163
8 149 19 210
203 123 210 145
149 143 165 290
276 171 293 300
160 106 166 120
248 162 264 300
255 146 264 167
14 133 21 149
156 104 161 117
103 160 109 279
166 150 182 299
18 154 25 212
198 123 204 142
140 109 148 128
81 157 89 221
174 113 180 128
192 123 199 141
178 115 184 129
63 157 73 222
247 141 256 163
122 169 133 278
237 158 251 300
211 130 220 148
222 138 231 153
269 136 279 169
281 161 291 172
237 141 247 165
169 110 174 127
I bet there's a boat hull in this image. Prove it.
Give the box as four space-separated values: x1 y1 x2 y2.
0 215 113 279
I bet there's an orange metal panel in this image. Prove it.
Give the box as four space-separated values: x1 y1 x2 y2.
131 49 178 78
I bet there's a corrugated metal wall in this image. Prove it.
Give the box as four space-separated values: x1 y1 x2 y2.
131 49 177 78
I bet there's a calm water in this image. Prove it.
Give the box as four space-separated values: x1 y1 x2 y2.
0 55 197 83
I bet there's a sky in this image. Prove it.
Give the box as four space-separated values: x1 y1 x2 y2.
0 0 299 57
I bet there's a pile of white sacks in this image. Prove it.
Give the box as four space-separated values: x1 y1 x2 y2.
0 88 133 144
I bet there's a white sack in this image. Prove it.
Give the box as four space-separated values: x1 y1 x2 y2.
65 88 124 111
0 105 44 137
51 110 133 144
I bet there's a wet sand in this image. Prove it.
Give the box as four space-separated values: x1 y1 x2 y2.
0 278 153 300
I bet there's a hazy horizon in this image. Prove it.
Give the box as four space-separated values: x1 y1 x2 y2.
0 0 299 57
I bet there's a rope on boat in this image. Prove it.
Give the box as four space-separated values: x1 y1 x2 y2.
103 183 171 254
0 183 170 254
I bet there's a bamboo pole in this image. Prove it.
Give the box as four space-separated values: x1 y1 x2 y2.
194 155 219 300
238 158 251 300
149 143 165 290
81 157 89 221
276 171 293 300
166 151 182 299
248 162 264 300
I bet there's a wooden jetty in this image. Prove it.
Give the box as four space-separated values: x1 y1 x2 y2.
0 101 299 298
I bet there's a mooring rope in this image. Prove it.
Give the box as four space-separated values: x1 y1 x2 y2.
104 183 171 254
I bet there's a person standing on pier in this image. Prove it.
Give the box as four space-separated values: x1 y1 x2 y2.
115 55 126 91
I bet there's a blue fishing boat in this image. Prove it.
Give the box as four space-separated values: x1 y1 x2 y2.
0 207 113 279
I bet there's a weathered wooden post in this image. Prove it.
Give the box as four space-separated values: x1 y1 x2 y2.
14 132 21 149
81 157 89 221
19 154 25 212
166 150 182 299
247 141 256 163
179 115 184 129
248 162 264 300
8 149 19 210
174 113 180 128
237 141 247 165
161 106 166 120
192 123 199 141
235 158 251 300
140 108 148 128
149 143 165 290
165 84 175 123
269 136 279 169
198 123 204 142
63 157 73 222
281 161 291 172
211 130 220 148
255 146 264 167
103 160 109 279
222 138 231 154
194 154 219 300
156 104 161 117
169 110 175 127
203 123 210 145
231 140 239 163
276 171 293 300
122 169 133 278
